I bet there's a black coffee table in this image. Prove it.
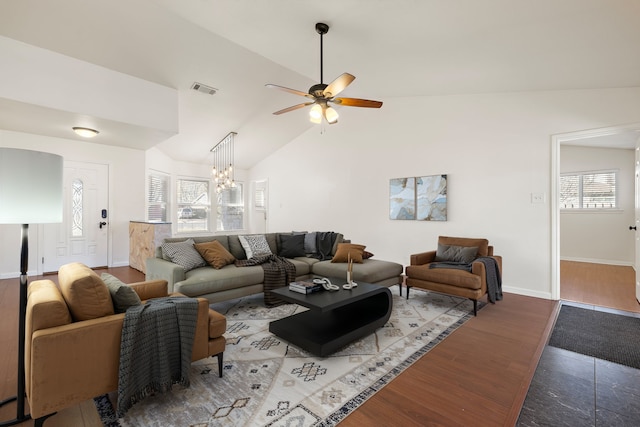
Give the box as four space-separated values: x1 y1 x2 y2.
268 280 393 357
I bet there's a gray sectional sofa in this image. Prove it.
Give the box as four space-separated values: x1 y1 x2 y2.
145 232 404 303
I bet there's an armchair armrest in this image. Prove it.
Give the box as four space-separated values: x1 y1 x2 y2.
410 250 436 266
145 257 186 293
471 255 502 276
129 279 168 300
28 314 125 418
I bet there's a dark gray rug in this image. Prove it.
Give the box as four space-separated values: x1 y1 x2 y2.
548 305 640 369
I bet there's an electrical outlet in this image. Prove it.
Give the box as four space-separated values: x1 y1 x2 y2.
531 193 545 204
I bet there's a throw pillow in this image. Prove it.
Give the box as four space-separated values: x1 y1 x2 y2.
331 243 366 263
238 234 273 259
434 244 478 263
279 233 306 258
363 250 374 259
161 238 207 271
101 273 142 313
194 240 236 269
304 232 318 254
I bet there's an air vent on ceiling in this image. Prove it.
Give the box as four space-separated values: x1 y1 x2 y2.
191 82 217 95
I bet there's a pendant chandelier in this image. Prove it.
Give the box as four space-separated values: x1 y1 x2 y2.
211 132 236 193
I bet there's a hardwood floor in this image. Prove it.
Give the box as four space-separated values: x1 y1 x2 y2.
560 260 640 314
0 262 636 426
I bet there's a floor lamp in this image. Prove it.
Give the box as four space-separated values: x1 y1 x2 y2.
0 148 63 427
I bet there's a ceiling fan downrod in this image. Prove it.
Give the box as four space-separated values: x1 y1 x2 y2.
316 22 329 84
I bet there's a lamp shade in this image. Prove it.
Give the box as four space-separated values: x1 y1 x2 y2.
0 148 63 224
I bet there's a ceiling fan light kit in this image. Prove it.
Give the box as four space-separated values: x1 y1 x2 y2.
266 22 382 125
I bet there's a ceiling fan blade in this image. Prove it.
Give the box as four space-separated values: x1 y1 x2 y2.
266 84 315 99
323 73 355 97
332 97 383 108
273 102 314 115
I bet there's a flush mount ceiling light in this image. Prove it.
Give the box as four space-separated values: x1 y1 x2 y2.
266 22 383 125
72 127 99 138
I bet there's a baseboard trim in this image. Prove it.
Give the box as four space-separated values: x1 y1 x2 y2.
560 257 633 267
502 285 552 300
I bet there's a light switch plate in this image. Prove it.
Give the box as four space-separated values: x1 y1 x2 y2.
531 193 545 204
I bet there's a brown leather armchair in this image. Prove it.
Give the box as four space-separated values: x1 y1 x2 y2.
405 236 502 315
25 263 226 426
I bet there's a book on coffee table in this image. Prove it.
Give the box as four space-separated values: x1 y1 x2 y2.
289 281 322 294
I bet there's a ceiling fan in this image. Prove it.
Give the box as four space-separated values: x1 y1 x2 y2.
266 22 383 125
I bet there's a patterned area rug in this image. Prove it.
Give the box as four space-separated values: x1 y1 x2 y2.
95 285 479 426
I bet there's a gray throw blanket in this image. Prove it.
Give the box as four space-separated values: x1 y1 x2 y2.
117 296 198 417
314 231 338 261
429 256 503 303
235 254 296 307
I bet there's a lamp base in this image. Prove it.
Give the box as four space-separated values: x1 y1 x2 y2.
0 225 31 426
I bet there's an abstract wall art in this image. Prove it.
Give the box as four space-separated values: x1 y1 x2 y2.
416 174 447 221
389 177 416 220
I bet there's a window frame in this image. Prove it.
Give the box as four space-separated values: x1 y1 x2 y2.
176 177 211 234
146 170 170 223
560 169 619 211
216 182 245 232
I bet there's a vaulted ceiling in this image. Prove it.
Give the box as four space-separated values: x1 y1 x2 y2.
1 0 639 168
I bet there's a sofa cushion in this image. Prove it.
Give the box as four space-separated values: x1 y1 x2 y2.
434 244 478 263
279 233 306 258
331 243 366 263
176 264 264 297
161 238 207 271
239 234 273 259
58 262 115 321
287 258 312 276
194 240 236 269
101 273 142 313
313 259 403 284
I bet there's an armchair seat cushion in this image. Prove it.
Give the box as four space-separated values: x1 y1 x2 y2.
405 264 482 290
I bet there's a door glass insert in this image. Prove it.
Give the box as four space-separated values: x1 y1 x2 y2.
72 178 83 237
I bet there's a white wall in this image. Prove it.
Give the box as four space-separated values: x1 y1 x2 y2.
559 145 635 265
0 129 145 276
250 87 640 299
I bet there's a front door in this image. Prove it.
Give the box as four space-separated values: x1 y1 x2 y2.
43 161 109 272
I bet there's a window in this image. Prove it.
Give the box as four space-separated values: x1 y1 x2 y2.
147 172 169 222
560 170 617 209
216 183 244 231
177 178 210 233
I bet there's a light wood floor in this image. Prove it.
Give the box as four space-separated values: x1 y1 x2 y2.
1 261 637 426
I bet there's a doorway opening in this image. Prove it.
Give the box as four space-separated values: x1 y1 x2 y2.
551 123 640 304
